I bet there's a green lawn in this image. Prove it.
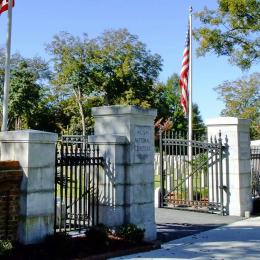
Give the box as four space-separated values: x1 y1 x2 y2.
154 174 209 200
154 175 160 189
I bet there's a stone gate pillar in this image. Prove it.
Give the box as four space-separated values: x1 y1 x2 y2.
89 105 157 241
206 117 252 216
0 130 58 244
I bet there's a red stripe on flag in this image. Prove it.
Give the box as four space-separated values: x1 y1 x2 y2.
0 0 15 15
179 29 190 116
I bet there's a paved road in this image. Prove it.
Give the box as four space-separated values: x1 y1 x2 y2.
111 212 260 259
111 209 260 260
155 208 244 242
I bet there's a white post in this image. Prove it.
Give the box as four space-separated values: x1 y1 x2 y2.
188 5 193 143
206 117 252 217
2 0 13 131
188 6 193 200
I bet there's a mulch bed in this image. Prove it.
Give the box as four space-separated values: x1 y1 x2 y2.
2 235 160 260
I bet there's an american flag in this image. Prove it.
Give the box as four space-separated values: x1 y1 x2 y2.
179 26 190 116
0 0 15 15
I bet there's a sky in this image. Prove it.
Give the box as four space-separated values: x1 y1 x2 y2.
0 0 258 120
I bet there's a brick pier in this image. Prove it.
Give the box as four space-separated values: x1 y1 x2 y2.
0 161 22 240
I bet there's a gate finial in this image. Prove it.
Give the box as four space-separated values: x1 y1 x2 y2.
218 130 222 145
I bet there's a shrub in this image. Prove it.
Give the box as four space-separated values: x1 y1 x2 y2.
85 223 109 247
116 224 145 244
0 240 13 256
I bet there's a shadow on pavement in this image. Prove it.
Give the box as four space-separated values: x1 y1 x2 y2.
157 222 221 242
113 219 260 259
155 208 244 242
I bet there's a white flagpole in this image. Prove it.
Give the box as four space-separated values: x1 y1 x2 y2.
188 6 193 200
188 6 193 143
2 0 13 131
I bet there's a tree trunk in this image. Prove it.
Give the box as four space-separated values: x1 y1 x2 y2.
73 87 86 136
15 117 21 130
105 93 109 105
78 100 86 136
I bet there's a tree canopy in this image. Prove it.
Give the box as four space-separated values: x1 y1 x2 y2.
0 51 52 130
194 0 260 70
153 73 205 137
9 61 41 129
214 73 260 139
46 29 162 134
94 29 162 106
0 29 205 136
46 32 100 135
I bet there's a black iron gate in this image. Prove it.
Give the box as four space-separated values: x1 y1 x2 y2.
251 146 260 198
54 135 103 233
159 131 227 215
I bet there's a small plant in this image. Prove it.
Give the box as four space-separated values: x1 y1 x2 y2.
0 240 13 256
85 223 109 247
116 224 145 244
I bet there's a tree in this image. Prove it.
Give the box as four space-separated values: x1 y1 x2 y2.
214 73 260 139
9 61 41 129
94 29 162 106
194 0 260 70
153 74 187 131
0 49 55 131
192 103 206 138
0 49 50 86
46 32 98 136
47 29 162 134
152 73 206 137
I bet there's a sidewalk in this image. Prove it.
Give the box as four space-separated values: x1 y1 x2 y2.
111 216 260 259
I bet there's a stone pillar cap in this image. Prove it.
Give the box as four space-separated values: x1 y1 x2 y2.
92 105 157 117
205 117 251 126
251 140 260 147
0 130 58 143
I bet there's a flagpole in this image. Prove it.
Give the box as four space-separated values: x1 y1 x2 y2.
188 6 193 143
188 6 193 201
2 0 13 131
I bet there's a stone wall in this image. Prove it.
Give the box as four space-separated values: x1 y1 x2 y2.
0 161 22 240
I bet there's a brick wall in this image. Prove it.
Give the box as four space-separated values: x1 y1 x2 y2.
0 161 22 240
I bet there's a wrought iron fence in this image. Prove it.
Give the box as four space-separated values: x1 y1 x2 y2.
159 130 226 215
54 136 103 233
251 147 260 198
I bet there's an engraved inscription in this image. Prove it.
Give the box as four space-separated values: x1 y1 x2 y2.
134 125 152 162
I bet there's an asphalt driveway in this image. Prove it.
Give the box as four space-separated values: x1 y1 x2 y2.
155 208 244 242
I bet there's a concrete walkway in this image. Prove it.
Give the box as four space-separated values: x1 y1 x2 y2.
111 216 260 259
